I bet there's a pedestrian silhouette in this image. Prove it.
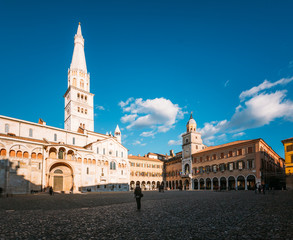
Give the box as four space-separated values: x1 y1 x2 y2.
134 184 143 210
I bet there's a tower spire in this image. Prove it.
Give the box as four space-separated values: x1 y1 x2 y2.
70 23 87 73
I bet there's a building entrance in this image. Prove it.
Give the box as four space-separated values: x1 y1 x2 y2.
49 163 73 192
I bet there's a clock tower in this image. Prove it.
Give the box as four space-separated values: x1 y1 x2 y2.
182 113 205 176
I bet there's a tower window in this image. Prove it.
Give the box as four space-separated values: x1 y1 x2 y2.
81 108 83 113
5 124 9 133
186 139 188 143
97 147 99 154
85 96 87 101
121 152 123 158
85 109 87 114
83 124 85 128
81 94 84 100
54 134 57 141
103 148 105 155
77 93 80 99
73 78 77 87
73 137 75 145
29 128 33 137
80 79 84 89
116 151 118 157
78 107 80 112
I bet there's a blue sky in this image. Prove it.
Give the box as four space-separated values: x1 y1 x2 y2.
0 0 293 157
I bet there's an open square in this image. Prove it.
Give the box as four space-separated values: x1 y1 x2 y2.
1 191 292 239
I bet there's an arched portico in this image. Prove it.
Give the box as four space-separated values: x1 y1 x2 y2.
228 176 236 190
206 178 211 190
194 179 199 190
212 177 219 191
247 175 256 190
220 177 227 190
200 178 205 190
237 175 245 190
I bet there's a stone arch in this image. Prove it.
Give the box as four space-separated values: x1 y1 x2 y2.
0 148 7 156
200 178 205 189
246 175 256 190
58 147 66 160
194 179 199 190
136 181 140 186
31 152 37 159
237 175 246 190
49 147 57 159
212 177 219 190
147 181 151 190
130 181 135 190
16 150 23 158
67 150 74 160
142 181 146 190
48 162 74 193
220 177 227 190
9 150 16 157
23 151 29 158
228 176 236 190
184 179 189 190
206 178 211 190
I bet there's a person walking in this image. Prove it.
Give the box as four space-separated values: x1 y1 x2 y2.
49 186 54 196
134 184 143 210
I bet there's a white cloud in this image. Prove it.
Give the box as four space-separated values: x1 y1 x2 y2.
140 131 156 137
232 132 245 138
239 77 293 101
95 105 105 110
119 97 134 108
119 97 186 136
198 77 293 144
132 140 146 146
168 133 184 146
121 114 137 123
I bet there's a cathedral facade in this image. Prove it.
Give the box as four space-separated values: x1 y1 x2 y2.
0 24 130 194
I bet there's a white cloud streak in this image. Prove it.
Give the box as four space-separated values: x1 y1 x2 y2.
119 97 186 136
199 77 293 144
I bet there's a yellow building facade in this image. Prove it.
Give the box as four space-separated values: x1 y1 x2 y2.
129 154 164 190
281 137 293 190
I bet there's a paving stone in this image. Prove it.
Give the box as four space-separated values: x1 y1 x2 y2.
0 191 293 239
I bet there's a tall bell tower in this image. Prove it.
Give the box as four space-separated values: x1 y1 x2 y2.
64 23 94 132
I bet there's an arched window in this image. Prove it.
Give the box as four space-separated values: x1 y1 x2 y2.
85 96 87 101
58 149 64 159
77 93 80 99
85 109 87 114
78 107 80 112
9 150 15 157
0 149 7 156
80 79 84 89
54 169 63 174
29 128 33 137
73 78 77 87
16 151 22 158
23 152 29 158
5 124 9 133
31 152 37 159
81 108 83 113
110 161 116 170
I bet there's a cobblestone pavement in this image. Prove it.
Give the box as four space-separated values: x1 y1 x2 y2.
1 190 293 240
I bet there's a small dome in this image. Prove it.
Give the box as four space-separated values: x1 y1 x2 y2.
186 112 196 126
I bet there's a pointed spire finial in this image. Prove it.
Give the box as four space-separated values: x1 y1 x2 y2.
79 22 81 25
190 111 193 119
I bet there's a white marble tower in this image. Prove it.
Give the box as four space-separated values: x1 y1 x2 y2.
64 23 94 132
